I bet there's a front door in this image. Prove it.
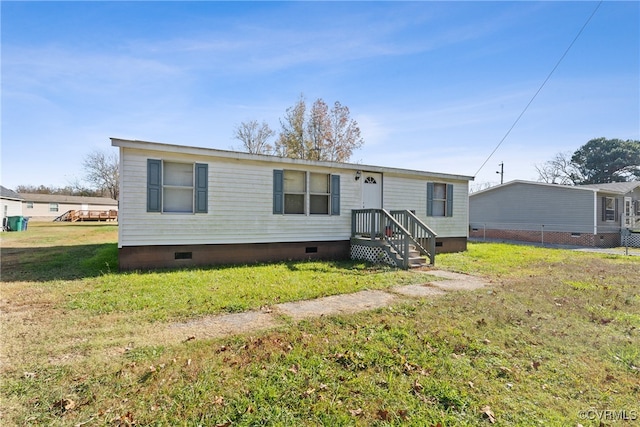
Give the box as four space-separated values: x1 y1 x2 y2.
624 197 632 227
362 172 382 209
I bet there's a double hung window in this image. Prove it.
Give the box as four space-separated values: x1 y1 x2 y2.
147 159 208 214
603 197 616 222
427 182 453 217
274 170 340 215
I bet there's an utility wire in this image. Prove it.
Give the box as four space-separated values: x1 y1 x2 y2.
474 0 603 177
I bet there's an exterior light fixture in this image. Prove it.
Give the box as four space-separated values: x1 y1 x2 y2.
355 170 362 181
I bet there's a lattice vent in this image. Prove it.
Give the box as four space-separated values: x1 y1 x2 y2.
623 233 640 248
350 244 398 267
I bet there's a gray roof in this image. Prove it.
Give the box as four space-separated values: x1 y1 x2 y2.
19 193 118 205
0 186 24 200
471 179 640 197
576 181 640 194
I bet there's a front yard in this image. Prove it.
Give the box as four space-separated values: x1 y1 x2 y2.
1 223 638 425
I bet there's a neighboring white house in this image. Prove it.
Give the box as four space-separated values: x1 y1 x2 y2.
20 193 118 221
1 186 24 229
469 180 640 247
112 138 474 270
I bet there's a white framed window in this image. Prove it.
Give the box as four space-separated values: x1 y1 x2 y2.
26 202 34 209
163 162 194 213
49 203 59 212
309 173 330 215
284 170 306 214
274 170 340 216
427 182 453 217
432 183 447 216
603 197 616 222
147 159 208 214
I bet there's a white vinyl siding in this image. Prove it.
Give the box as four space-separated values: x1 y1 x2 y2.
382 175 469 238
120 150 359 247
116 143 471 248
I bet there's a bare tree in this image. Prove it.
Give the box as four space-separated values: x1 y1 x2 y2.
275 94 307 159
535 151 580 185
324 101 364 162
307 99 330 160
274 95 364 162
233 120 275 155
83 150 119 200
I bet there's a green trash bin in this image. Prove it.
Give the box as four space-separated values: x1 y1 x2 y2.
8 216 24 232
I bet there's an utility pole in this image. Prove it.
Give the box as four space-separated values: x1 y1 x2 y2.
496 162 504 184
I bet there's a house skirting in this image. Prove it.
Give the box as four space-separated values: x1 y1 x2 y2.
469 228 620 248
118 240 351 271
119 237 467 270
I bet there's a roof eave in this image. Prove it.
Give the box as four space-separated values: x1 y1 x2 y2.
111 137 475 182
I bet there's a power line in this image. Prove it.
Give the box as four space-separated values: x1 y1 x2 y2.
474 0 603 178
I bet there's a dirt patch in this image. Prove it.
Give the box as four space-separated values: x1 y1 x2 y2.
162 310 279 341
275 290 396 321
425 270 488 291
158 270 490 343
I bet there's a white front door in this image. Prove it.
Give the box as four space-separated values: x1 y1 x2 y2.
362 172 382 209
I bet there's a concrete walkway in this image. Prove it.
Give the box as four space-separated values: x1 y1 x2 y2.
160 270 488 343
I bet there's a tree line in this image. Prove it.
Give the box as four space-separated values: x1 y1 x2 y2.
536 137 640 185
16 151 119 200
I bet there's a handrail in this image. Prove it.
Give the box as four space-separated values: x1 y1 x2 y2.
389 210 438 265
352 208 437 268
623 215 640 231
351 208 410 268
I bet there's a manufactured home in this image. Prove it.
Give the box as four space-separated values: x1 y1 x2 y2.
469 180 640 247
20 193 118 222
112 138 474 270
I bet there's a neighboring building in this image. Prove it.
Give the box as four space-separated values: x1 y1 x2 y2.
469 180 640 247
112 138 474 270
1 186 24 229
20 193 118 222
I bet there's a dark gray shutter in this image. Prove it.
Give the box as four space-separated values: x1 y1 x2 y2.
195 163 208 213
331 174 340 215
147 159 161 212
426 182 434 216
273 170 284 214
601 197 606 221
446 184 454 217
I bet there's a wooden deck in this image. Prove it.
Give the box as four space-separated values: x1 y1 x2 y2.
54 209 118 222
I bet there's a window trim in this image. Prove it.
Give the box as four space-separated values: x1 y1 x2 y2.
49 202 59 212
602 196 617 222
26 201 34 209
273 169 340 216
427 182 453 217
147 159 208 214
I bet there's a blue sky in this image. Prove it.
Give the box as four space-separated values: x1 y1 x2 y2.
2 1 638 191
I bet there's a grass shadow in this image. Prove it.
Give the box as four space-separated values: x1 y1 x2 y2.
1 243 118 282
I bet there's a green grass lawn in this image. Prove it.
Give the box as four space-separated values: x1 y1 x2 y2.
1 223 639 426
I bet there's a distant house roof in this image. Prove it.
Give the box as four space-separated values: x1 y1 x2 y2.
471 180 640 197
576 181 640 194
19 193 118 206
470 180 597 197
0 186 24 201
